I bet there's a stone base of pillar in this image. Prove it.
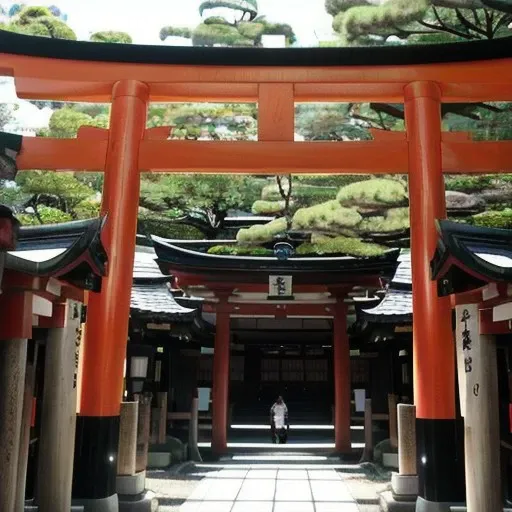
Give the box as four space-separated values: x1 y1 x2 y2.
147 451 171 468
450 508 512 512
119 490 158 512
25 507 84 512
72 495 118 512
116 471 146 496
415 497 464 512
378 491 416 512
391 472 419 500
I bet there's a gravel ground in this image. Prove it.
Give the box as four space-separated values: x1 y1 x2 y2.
146 463 204 512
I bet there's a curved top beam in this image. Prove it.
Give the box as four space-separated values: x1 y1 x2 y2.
1 31 511 67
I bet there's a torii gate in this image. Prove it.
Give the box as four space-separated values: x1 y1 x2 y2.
1 30 512 512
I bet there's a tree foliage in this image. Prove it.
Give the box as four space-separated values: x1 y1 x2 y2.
4 5 76 39
90 31 133 44
326 0 512 43
160 0 295 47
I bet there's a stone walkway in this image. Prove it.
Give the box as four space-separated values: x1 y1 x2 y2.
175 465 360 512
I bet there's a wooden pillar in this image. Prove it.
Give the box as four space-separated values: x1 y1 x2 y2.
398 404 417 476
0 338 28 512
361 398 373 463
388 394 398 450
405 81 464 503
212 298 231 454
135 394 152 473
455 304 501 512
189 393 202 462
15 344 38 510
117 402 138 476
37 300 81 512
72 80 149 502
333 300 351 453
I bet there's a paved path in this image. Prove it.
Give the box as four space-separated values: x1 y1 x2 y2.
177 465 360 512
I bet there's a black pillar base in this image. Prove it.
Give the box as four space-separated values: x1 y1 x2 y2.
72 415 120 500
417 418 465 503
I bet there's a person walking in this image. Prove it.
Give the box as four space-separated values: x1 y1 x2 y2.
270 395 289 444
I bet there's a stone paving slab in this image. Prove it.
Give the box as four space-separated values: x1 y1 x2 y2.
149 459 390 512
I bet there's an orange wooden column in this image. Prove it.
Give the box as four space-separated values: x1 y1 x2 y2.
333 300 351 453
405 81 464 505
72 80 149 504
211 297 231 454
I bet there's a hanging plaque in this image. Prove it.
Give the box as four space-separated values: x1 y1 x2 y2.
269 275 292 298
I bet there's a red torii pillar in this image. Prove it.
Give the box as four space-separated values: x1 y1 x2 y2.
333 300 351 453
211 294 231 454
72 81 149 507
405 81 465 508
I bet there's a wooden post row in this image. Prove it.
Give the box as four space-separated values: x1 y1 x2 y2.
117 402 139 476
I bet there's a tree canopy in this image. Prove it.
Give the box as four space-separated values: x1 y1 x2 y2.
160 0 295 47
89 31 133 44
325 0 512 44
2 5 76 39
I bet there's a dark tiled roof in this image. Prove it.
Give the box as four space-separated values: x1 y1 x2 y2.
391 250 411 288
133 251 168 282
361 250 412 323
130 251 197 321
360 289 413 324
131 282 196 321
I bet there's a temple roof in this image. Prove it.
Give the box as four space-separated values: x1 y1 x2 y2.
360 251 412 324
151 235 400 286
130 251 197 322
5 218 107 291
431 220 512 296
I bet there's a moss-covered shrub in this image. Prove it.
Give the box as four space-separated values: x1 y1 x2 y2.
335 0 429 41
208 245 273 256
358 207 410 233
192 22 252 46
261 183 337 205
204 16 231 25
238 21 264 40
445 175 495 194
74 199 101 220
251 200 286 215
137 209 204 239
159 26 193 39
296 236 387 257
470 209 512 229
17 206 73 226
292 200 362 232
337 178 408 210
236 217 287 243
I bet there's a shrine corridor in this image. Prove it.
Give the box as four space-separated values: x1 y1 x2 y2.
153 455 383 512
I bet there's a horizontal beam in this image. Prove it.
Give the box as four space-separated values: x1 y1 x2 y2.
203 302 337 317
2 52 512 103
17 137 512 175
17 138 107 171
480 308 512 335
12 80 512 105
442 140 512 174
140 140 408 174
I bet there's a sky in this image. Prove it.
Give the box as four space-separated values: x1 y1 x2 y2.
1 0 335 46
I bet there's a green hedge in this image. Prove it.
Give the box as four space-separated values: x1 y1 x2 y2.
470 209 512 229
208 245 273 256
236 217 287 243
292 200 362 232
296 235 387 257
337 178 408 209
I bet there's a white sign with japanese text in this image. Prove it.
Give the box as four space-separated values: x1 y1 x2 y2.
455 303 480 422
